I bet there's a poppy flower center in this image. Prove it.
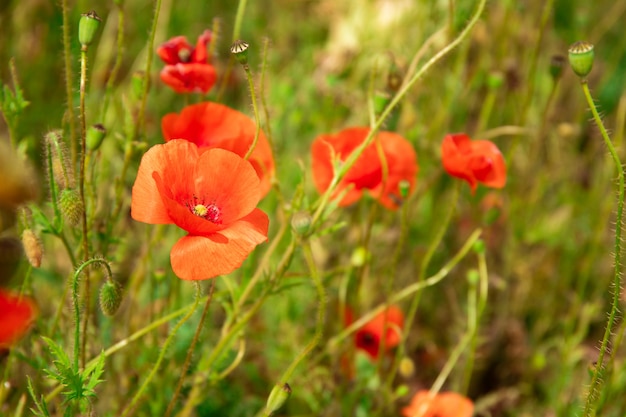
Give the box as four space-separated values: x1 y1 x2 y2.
178 48 192 63
358 332 378 348
186 197 222 224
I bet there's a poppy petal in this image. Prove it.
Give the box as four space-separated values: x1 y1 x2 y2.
132 140 200 225
160 64 217 94
191 30 212 63
157 36 192 65
0 289 36 348
170 208 269 280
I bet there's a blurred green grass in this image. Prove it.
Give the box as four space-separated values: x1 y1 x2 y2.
2 0 626 416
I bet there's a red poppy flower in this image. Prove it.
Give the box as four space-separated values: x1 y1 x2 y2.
441 133 506 192
161 102 275 198
345 305 405 360
401 390 474 417
0 289 36 348
311 127 417 209
157 30 216 93
131 140 269 280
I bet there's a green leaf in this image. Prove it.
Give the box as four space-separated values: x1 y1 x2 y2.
26 376 51 417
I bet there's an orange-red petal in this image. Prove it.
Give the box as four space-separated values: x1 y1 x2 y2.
0 289 36 348
160 63 217 94
170 208 269 280
354 305 404 360
161 102 275 197
157 36 192 64
402 390 474 417
132 140 200 225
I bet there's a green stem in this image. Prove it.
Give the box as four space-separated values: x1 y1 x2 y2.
120 283 201 417
79 46 91 369
310 0 487 226
243 64 262 160
101 2 125 119
137 0 162 135
61 0 76 166
164 281 215 417
232 0 248 42
582 79 625 417
271 242 326 391
72 258 114 371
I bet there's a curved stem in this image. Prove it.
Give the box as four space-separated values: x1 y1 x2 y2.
582 79 625 417
243 64 262 160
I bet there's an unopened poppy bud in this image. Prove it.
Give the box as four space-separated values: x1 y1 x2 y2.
45 130 73 189
99 279 123 316
60 188 84 227
399 357 415 378
568 41 594 78
398 180 411 199
22 229 43 268
472 239 485 255
487 71 504 90
350 246 369 267
78 10 101 47
230 40 249 66
466 269 479 286
265 383 291 415
549 55 566 80
291 211 312 236
373 92 390 115
87 124 107 151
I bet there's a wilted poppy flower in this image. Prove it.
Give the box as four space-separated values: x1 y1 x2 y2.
162 102 275 198
131 140 269 280
311 127 417 209
0 289 36 348
157 30 216 93
441 133 506 192
401 390 473 417
345 305 405 360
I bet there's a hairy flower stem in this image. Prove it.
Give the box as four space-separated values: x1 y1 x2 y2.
78 45 92 369
61 0 76 165
72 258 113 371
100 2 125 119
164 281 215 417
137 0 162 135
243 64 262 160
581 79 625 417
384 180 460 390
267 243 326 401
120 284 201 417
311 0 487 226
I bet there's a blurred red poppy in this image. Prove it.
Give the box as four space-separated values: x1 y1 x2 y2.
441 133 506 192
0 289 36 348
311 127 417 209
157 30 216 93
345 305 405 360
131 140 269 280
162 102 275 198
401 390 473 417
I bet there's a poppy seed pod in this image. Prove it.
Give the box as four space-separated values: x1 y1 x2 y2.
568 41 594 78
230 40 250 66
78 10 101 47
87 124 107 151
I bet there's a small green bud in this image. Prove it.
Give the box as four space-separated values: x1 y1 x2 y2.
22 229 43 268
350 246 369 267
265 383 291 416
549 55 566 80
291 211 312 236
230 40 249 66
398 180 411 199
466 269 479 286
60 188 84 227
100 279 123 316
86 124 107 151
79 10 102 47
568 41 594 78
486 71 504 90
373 92 390 115
472 239 485 255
